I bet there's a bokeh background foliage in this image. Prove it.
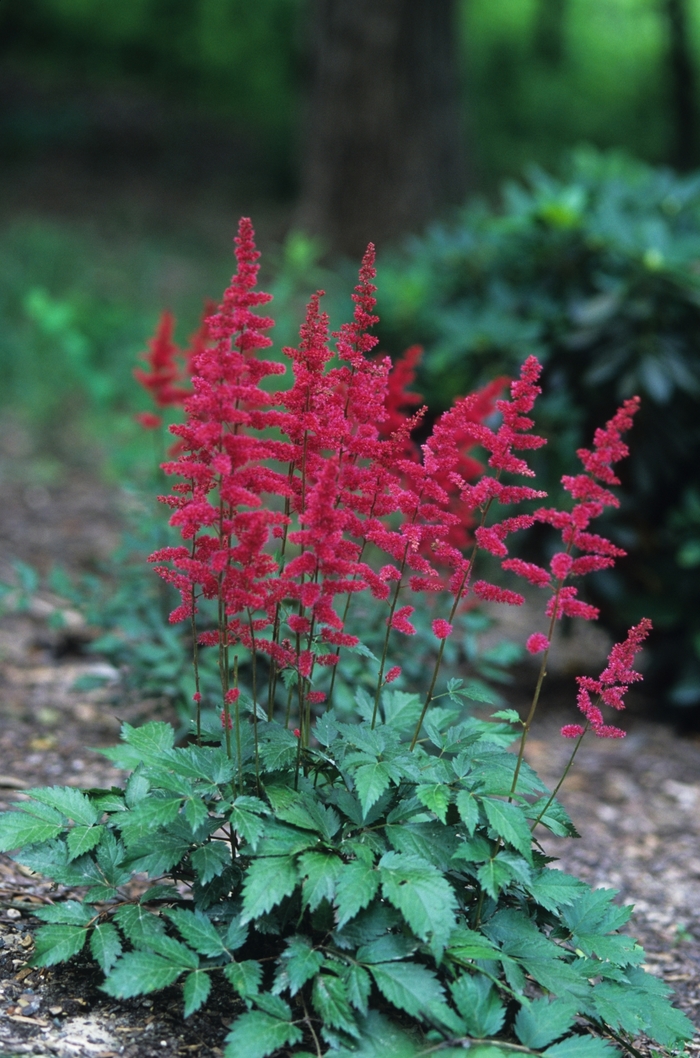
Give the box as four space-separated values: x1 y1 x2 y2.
1 0 700 719
2 0 698 182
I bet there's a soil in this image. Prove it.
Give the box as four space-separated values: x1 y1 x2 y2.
0 464 698 1057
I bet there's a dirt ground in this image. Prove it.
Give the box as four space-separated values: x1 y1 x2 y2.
0 465 698 1057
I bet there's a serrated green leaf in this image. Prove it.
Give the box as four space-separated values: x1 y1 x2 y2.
28 787 99 826
483 909 574 991
224 959 262 999
258 728 299 771
119 721 176 766
137 766 194 799
228 806 266 851
356 934 417 964
456 789 480 834
343 964 372 1016
447 925 503 962
92 792 126 813
525 869 587 913
490 709 521 723
145 934 199 969
451 834 493 865
66 824 104 861
224 1010 302 1058
90 922 122 974
334 858 380 929
643 995 696 1046
191 841 231 885
298 850 343 911
562 888 632 936
385 820 458 872
225 916 249 951
313 973 359 1037
184 796 209 834
118 795 183 846
95 831 128 879
354 686 375 722
266 788 339 840
31 924 87 966
34 900 94 925
380 690 422 732
483 798 533 861
574 932 645 966
451 973 505 1037
163 744 236 785
477 852 531 899
275 935 324 995
354 761 392 816
124 771 150 807
240 856 298 923
623 966 696 1044
124 826 193 876
544 1035 620 1058
329 1009 421 1058
369 961 445 1018
113 904 166 945
183 969 211 1018
514 997 578 1049
470 750 547 797
415 784 450 823
0 808 64 850
165 908 227 957
102 951 183 997
378 851 457 957
253 819 317 857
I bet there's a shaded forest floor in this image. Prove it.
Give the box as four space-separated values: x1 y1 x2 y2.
0 463 698 1057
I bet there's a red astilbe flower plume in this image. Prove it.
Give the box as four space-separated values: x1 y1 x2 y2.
503 396 641 643
425 356 547 602
330 244 391 431
150 219 290 642
134 310 191 427
379 345 424 443
563 618 652 739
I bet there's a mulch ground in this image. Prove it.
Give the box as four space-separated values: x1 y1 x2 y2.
0 464 698 1057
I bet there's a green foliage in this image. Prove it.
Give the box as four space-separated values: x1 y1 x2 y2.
377 148 700 716
0 706 692 1056
461 0 673 182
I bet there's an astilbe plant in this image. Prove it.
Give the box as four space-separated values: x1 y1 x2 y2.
0 220 693 1058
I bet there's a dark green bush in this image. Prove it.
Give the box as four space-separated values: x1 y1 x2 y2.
377 149 700 720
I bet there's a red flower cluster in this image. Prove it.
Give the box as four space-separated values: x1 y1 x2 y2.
562 618 652 739
149 219 509 718
495 397 641 651
133 311 191 428
147 217 645 738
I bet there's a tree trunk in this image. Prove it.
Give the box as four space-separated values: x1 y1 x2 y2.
295 0 466 257
665 0 697 170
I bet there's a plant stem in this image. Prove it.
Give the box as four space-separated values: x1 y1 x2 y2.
409 496 497 751
300 992 322 1058
530 723 588 832
371 546 410 729
509 553 572 798
233 656 242 792
247 610 261 795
